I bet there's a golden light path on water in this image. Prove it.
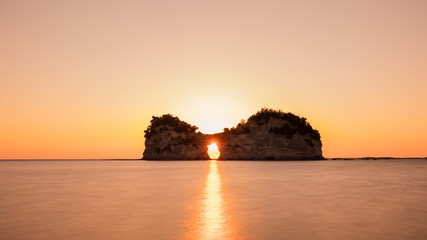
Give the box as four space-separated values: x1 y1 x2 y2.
183 160 244 240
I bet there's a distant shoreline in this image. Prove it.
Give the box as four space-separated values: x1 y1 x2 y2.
328 157 427 160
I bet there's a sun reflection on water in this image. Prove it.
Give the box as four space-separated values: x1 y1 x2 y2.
183 160 243 240
201 160 227 239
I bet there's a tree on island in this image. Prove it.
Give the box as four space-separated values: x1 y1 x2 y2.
224 108 320 141
144 114 198 139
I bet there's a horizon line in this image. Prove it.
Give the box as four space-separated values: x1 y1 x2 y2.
0 157 426 161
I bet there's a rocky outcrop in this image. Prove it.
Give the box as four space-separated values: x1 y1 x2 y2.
142 108 323 160
214 109 323 160
142 114 210 160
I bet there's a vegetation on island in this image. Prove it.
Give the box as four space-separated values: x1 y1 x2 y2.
145 108 320 143
223 119 251 134
144 114 198 138
224 108 321 141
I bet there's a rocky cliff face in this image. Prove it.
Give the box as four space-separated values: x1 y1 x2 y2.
142 108 323 160
142 114 210 160
215 117 323 160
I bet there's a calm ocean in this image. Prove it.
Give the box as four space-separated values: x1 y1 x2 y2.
1 159 426 240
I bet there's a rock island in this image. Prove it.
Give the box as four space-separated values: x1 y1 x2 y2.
142 108 323 160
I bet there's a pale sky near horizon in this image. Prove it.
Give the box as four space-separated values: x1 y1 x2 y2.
1 0 426 159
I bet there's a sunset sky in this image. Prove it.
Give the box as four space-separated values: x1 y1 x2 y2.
1 0 426 159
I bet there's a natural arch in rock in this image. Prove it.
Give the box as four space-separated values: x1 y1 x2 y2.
207 142 220 160
142 108 324 160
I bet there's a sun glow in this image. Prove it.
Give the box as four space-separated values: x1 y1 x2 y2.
207 143 220 160
172 93 254 134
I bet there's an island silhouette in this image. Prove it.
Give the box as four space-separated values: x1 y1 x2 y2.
143 108 323 160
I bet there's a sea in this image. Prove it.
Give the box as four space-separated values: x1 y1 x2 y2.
0 159 426 240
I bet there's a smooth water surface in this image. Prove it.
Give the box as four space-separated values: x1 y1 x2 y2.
1 159 426 240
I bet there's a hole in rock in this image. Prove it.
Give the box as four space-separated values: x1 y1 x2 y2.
207 143 220 160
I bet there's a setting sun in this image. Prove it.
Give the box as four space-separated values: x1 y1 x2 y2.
171 93 255 134
207 143 220 160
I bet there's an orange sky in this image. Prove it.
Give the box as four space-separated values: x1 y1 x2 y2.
1 0 426 159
